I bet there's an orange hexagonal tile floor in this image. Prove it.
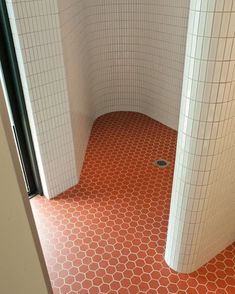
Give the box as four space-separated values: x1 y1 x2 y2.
31 112 235 294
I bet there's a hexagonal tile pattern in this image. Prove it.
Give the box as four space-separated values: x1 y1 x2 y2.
31 112 235 294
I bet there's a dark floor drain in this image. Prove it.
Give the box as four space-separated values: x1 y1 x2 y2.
154 159 170 168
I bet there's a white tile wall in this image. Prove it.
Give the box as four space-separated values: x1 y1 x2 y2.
7 0 189 200
165 0 235 273
6 0 78 198
57 0 93 178
7 0 235 274
83 0 189 130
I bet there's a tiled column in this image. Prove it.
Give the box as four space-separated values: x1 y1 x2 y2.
165 0 235 273
6 0 78 198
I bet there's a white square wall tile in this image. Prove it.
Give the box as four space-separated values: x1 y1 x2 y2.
7 0 78 198
165 5 235 273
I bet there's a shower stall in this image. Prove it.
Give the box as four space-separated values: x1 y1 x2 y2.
5 0 235 276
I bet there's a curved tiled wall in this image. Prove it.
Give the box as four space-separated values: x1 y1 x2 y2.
83 0 189 130
165 0 235 273
7 0 189 190
58 0 93 180
7 0 235 274
6 0 78 198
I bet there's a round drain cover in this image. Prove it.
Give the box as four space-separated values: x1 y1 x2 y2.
154 159 170 168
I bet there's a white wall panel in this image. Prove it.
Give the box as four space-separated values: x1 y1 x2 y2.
84 0 189 130
165 0 235 273
6 0 77 198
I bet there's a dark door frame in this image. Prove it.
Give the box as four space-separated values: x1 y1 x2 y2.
0 1 43 197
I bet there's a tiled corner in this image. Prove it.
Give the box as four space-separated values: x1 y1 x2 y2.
57 0 93 180
5 0 190 198
83 0 190 130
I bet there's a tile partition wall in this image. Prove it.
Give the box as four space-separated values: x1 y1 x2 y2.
165 0 235 273
84 0 190 130
6 0 78 198
57 0 93 178
6 0 189 199
5 0 235 274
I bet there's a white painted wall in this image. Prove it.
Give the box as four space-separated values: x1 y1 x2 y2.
0 85 52 294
